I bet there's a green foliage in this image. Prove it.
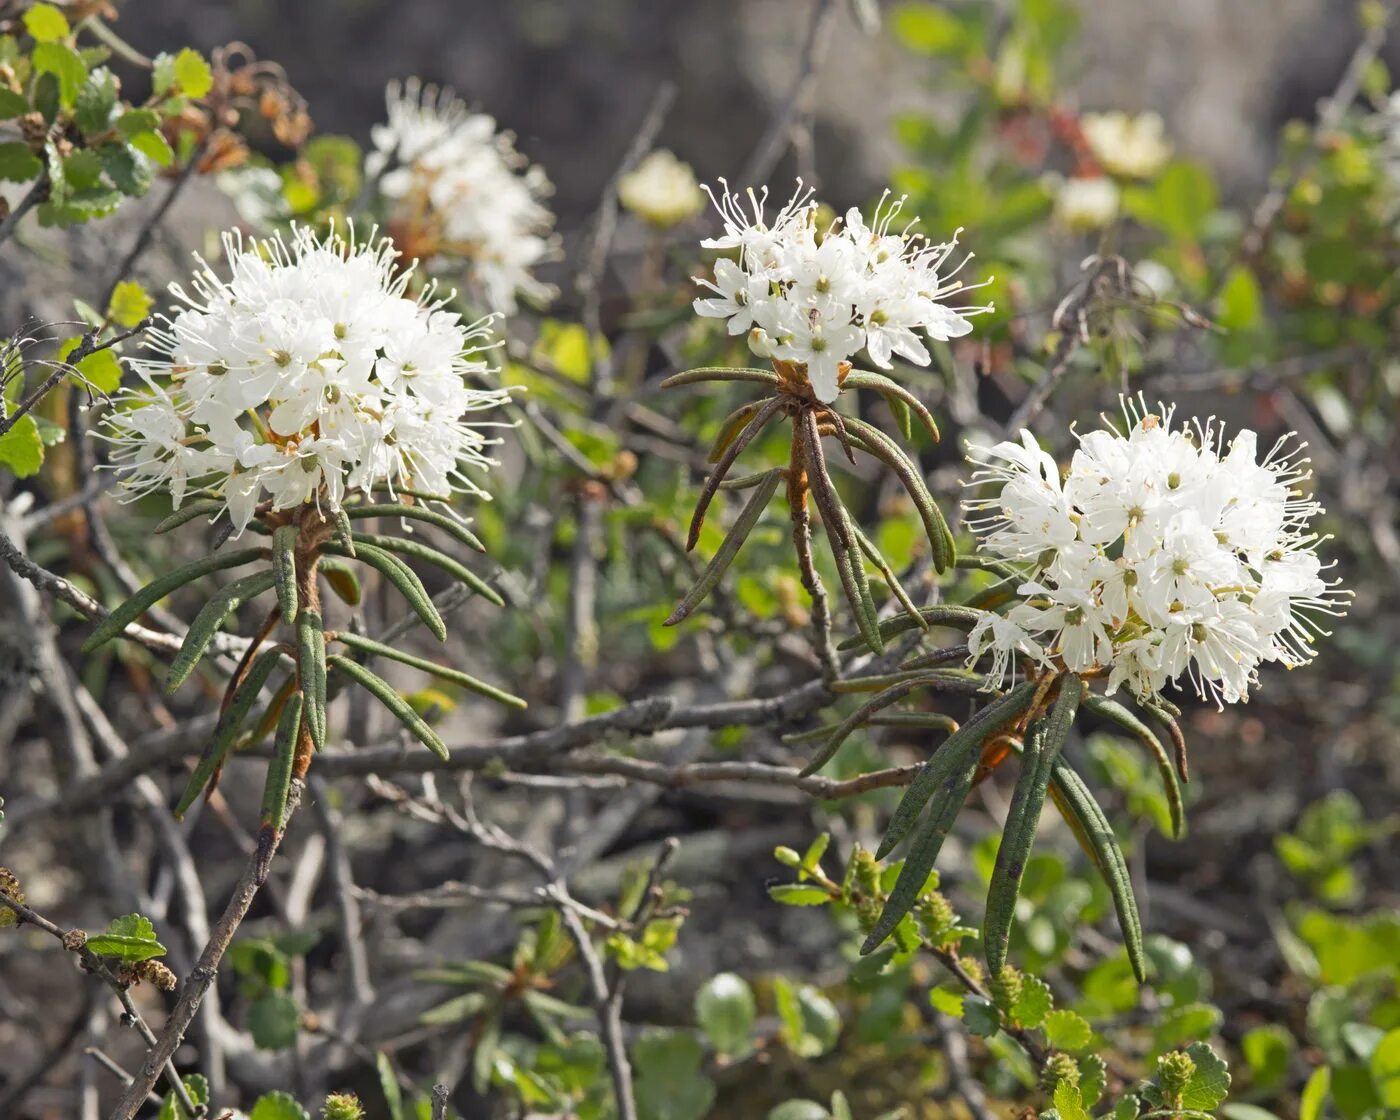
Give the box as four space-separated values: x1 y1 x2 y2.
158 1074 208 1120
229 931 317 1052
251 1092 313 1120
8 0 1398 1117
0 15 212 236
1275 791 1398 907
86 912 166 962
106 281 154 328
694 972 757 1057
0 413 44 476
633 1029 715 1120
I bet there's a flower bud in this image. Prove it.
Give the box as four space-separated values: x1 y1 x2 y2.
1041 1051 1081 1090
322 1093 366 1120
1157 1049 1197 1094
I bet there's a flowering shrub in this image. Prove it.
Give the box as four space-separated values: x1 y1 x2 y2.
0 2 1394 1120
367 78 556 312
103 226 510 528
692 184 984 401
964 401 1348 704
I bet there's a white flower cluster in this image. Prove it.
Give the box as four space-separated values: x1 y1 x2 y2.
963 401 1346 706
619 149 705 229
1053 176 1120 232
368 79 556 313
1080 111 1173 180
692 183 988 403
102 226 512 532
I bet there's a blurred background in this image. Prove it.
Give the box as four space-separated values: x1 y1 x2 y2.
2 1 1400 1118
112 0 1383 215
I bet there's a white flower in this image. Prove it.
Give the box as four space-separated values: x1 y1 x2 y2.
618 149 706 228
691 182 990 403
101 225 514 534
962 398 1348 705
368 78 557 313
1053 176 1120 232
1081 111 1173 179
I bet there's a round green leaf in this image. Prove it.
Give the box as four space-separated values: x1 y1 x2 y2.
694 973 756 1057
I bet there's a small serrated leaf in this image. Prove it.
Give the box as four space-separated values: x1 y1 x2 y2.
1044 1008 1094 1053
172 48 213 98
158 1074 209 1120
1181 1041 1232 1110
86 913 166 962
249 1091 311 1120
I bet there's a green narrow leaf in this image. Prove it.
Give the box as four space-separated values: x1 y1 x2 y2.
472 1012 502 1093
377 1051 404 1120
1299 1066 1330 1120
174 648 290 817
863 731 990 954
665 467 783 625
320 556 362 605
826 506 884 656
83 548 265 653
836 605 982 651
845 370 942 441
258 692 302 838
706 399 765 463
876 681 1038 858
349 531 502 607
165 570 277 694
332 630 526 709
842 415 955 571
984 675 1083 975
803 675 944 777
343 503 483 553
272 524 299 624
798 408 884 654
332 506 357 556
323 541 446 641
852 521 927 631
660 366 780 388
1083 693 1185 839
1050 757 1148 982
328 655 449 759
154 497 225 534
297 608 327 751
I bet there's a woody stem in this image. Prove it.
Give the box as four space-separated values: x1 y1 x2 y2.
788 418 840 682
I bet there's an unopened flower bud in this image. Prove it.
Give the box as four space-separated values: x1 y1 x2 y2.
989 965 1023 1011
1041 1051 1081 1090
1157 1050 1196 1094
322 1093 366 1120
